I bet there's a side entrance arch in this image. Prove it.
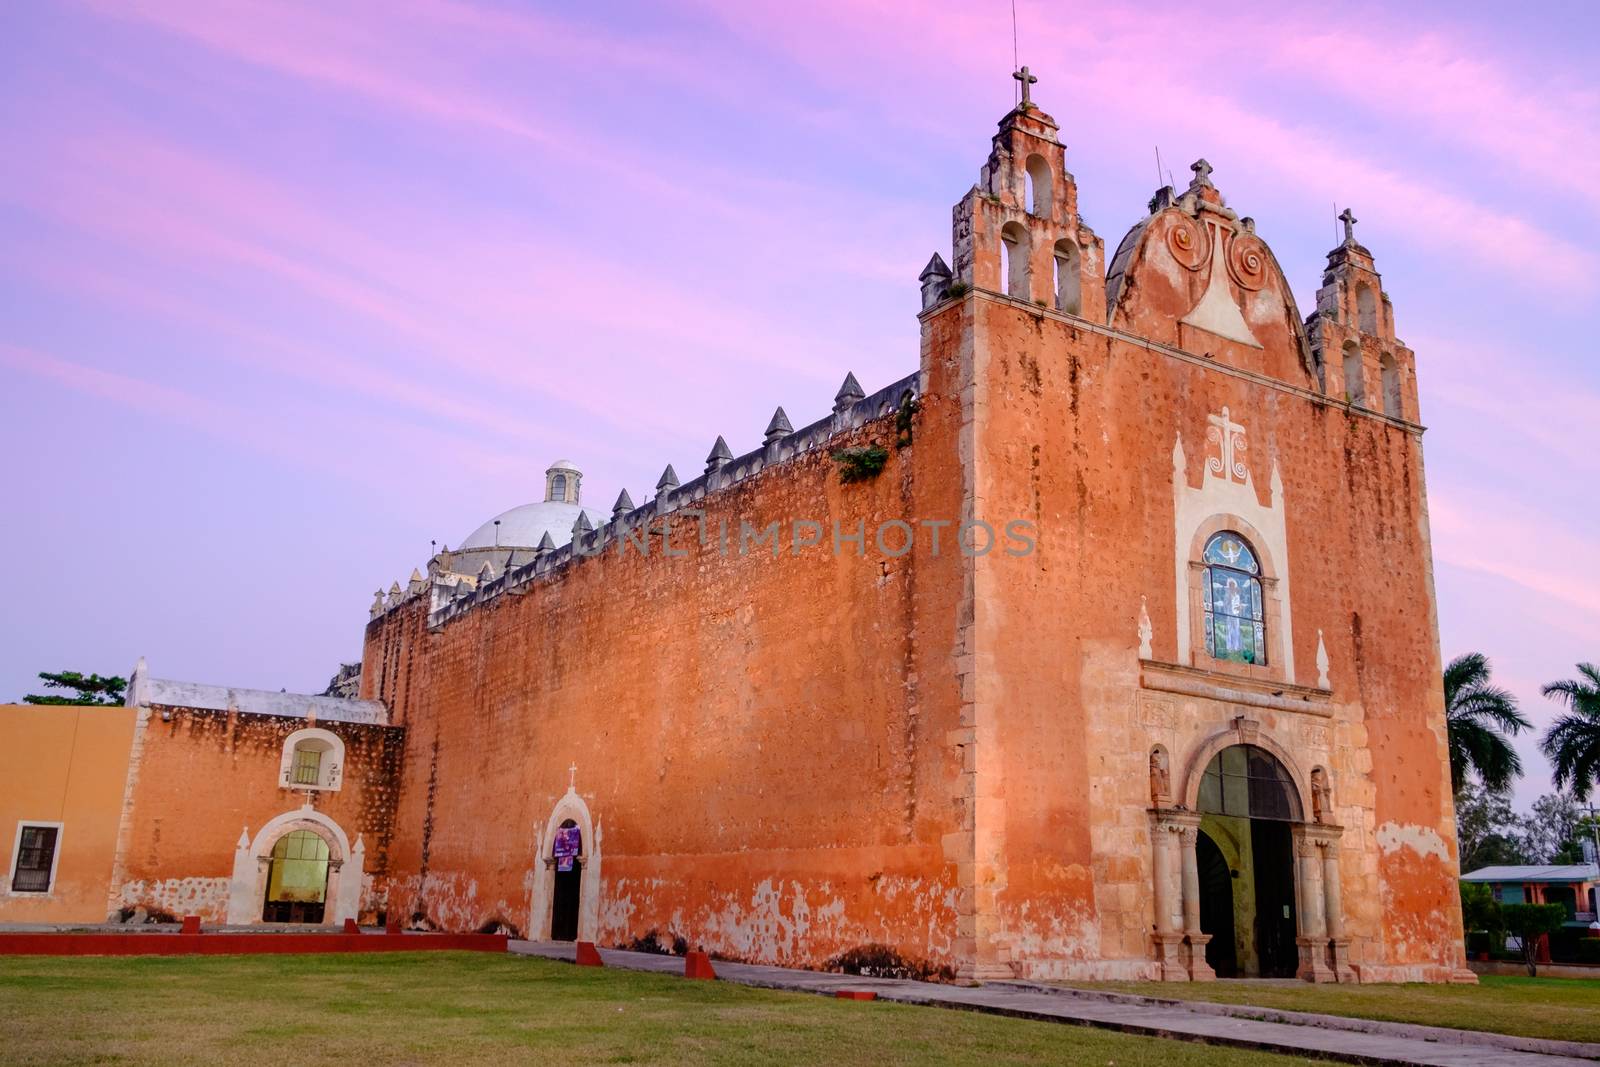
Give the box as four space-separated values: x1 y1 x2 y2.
226 804 364 926
529 785 601 942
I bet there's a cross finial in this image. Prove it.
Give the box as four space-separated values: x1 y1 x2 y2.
568 762 577 790
1013 66 1038 107
1190 158 1213 187
1338 207 1358 245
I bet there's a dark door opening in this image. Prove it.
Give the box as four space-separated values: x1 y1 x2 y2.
1251 819 1298 978
551 860 581 941
1197 829 1238 978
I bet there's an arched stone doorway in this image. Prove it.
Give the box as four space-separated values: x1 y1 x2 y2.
529 783 601 942
225 804 364 926
1150 721 1352 983
1194 744 1300 978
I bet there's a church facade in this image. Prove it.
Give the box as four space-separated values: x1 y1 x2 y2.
1 87 1471 984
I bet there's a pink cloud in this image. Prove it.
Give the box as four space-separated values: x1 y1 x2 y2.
691 0 1596 288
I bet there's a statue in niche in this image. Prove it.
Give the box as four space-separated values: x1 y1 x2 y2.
1311 768 1332 824
1149 748 1171 804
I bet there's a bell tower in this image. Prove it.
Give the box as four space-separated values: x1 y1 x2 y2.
944 71 1105 320
1306 211 1417 421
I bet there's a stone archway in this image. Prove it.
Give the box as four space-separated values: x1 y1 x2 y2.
225 803 363 926
1151 722 1352 983
528 785 601 942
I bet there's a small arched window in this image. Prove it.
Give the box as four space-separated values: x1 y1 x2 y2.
1001 221 1030 299
1342 341 1364 406
1356 283 1377 334
1053 239 1081 315
550 472 568 502
1202 532 1266 665
1380 352 1401 417
279 728 345 792
1024 154 1052 216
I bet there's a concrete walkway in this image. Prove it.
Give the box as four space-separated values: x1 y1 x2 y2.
510 941 1598 1067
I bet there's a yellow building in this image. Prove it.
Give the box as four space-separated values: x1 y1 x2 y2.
0 704 136 923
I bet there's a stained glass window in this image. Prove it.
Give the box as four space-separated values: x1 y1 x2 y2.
1197 745 1301 821
1202 532 1266 665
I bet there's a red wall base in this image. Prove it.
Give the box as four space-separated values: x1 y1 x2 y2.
0 931 508 957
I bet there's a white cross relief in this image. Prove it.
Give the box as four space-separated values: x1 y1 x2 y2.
1205 406 1248 483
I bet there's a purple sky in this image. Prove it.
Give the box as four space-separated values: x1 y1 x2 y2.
2 1 1596 810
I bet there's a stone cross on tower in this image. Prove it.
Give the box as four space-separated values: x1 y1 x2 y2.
1013 66 1038 107
1339 208 1358 245
1190 158 1214 188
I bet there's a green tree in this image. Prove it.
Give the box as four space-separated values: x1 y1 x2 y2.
1519 792 1583 863
1444 652 1529 793
1542 663 1600 801
1459 881 1502 937
1501 902 1568 977
22 670 127 706
1454 778 1529 872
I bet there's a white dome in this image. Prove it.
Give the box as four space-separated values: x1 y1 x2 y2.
459 500 605 550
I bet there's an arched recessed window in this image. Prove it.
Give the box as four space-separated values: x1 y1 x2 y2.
1380 352 1401 417
1001 221 1030 299
1024 154 1052 216
550 472 568 502
1197 744 1301 821
1342 341 1364 407
279 728 344 792
1053 239 1080 315
1355 283 1377 334
1202 532 1266 666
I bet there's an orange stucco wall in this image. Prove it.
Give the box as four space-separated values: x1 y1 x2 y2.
364 414 970 964
110 708 405 923
0 704 136 923
357 101 1465 982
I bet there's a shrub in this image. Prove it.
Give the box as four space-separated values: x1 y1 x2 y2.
834 445 889 484
1578 938 1600 965
1501 903 1568 976
1466 930 1493 958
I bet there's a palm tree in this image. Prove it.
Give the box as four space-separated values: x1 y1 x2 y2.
1541 663 1600 801
1444 652 1529 793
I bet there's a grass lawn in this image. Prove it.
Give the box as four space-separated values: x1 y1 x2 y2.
1061 975 1600 1044
0 951 1318 1066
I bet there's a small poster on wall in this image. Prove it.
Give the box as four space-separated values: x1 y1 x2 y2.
553 825 582 872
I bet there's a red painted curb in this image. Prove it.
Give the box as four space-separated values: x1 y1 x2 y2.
575 941 604 967
684 950 716 979
835 990 878 1001
0 932 508 957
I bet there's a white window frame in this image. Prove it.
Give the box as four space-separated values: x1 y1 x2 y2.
8 820 64 896
278 728 345 792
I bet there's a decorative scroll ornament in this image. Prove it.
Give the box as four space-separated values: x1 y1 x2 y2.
1177 218 1262 347
1226 233 1269 292
1205 406 1249 483
1166 216 1208 271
